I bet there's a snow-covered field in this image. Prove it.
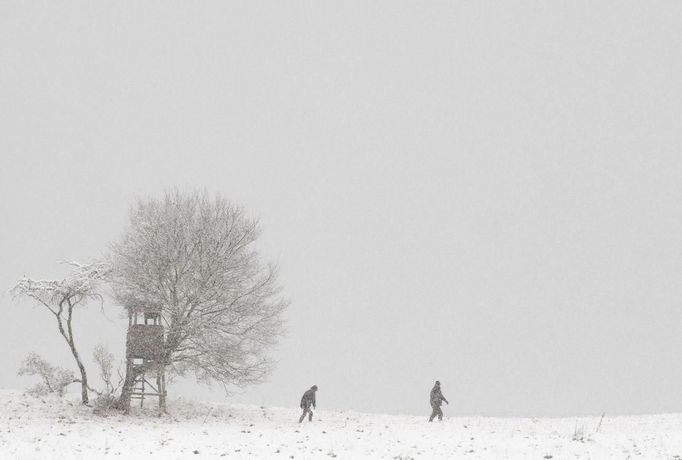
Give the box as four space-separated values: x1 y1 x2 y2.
1 390 681 459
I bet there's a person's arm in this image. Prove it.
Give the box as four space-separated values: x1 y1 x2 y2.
313 392 316 409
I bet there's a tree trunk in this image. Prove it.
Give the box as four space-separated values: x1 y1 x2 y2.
115 361 137 413
56 303 89 405
157 364 167 414
65 303 89 405
75 358 89 405
65 337 89 405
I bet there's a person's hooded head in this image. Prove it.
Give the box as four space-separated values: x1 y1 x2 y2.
311 385 318 392
435 380 440 387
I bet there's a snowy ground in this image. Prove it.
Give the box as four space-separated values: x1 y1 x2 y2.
1 390 682 459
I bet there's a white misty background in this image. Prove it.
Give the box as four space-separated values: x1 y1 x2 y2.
1 1 682 417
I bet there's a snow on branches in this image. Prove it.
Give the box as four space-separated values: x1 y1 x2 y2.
12 261 111 405
17 352 76 398
110 190 288 400
12 261 111 314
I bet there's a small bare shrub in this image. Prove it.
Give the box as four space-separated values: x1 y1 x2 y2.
18 352 75 397
92 392 118 415
91 344 123 415
93 344 119 393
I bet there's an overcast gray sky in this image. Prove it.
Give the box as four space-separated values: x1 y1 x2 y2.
2 1 682 417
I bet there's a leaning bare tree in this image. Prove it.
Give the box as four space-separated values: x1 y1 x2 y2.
110 189 287 410
12 262 110 405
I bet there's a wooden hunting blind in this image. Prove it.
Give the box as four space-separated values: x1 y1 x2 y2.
126 324 164 360
125 305 167 411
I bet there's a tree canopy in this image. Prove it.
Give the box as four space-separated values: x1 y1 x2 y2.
110 190 287 399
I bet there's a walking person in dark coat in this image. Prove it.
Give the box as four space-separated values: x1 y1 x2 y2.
298 385 318 423
428 380 449 422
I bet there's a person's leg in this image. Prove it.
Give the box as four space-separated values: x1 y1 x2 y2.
308 408 313 421
437 406 443 421
299 406 307 423
429 404 437 422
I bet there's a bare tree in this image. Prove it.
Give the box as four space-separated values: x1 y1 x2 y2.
12 262 110 405
110 189 287 410
93 343 121 395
